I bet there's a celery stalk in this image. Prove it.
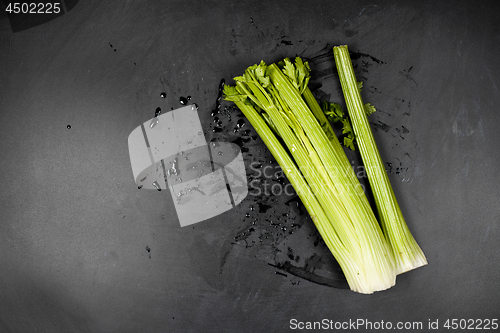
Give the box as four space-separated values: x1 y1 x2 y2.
268 62 396 286
229 100 368 292
333 45 427 274
225 59 397 293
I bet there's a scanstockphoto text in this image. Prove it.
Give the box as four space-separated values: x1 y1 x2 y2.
247 161 375 197
289 318 499 331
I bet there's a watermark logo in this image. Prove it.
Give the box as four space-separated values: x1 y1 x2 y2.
128 105 248 227
247 161 369 198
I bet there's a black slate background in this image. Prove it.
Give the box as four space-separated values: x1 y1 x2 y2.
1 1 499 332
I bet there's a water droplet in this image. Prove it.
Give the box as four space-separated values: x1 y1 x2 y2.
233 119 246 133
218 151 223 156
160 92 167 98
67 125 71 129
150 117 159 128
236 119 245 128
155 107 162 117
179 96 188 105
245 213 250 217
169 158 179 176
187 95 191 100
138 185 143 189
152 181 161 191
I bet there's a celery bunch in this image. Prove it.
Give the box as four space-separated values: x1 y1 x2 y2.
224 58 397 294
333 45 427 274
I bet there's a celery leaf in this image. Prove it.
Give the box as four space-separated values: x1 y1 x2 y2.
363 103 376 116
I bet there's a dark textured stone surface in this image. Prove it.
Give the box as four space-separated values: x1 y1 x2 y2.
1 0 499 332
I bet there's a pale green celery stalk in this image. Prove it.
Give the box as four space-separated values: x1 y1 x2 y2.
230 61 397 293
302 88 338 143
301 85 388 259
283 61 354 186
227 98 367 292
267 62 397 291
264 93 364 265
333 45 427 274
302 87 363 196
234 70 362 257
